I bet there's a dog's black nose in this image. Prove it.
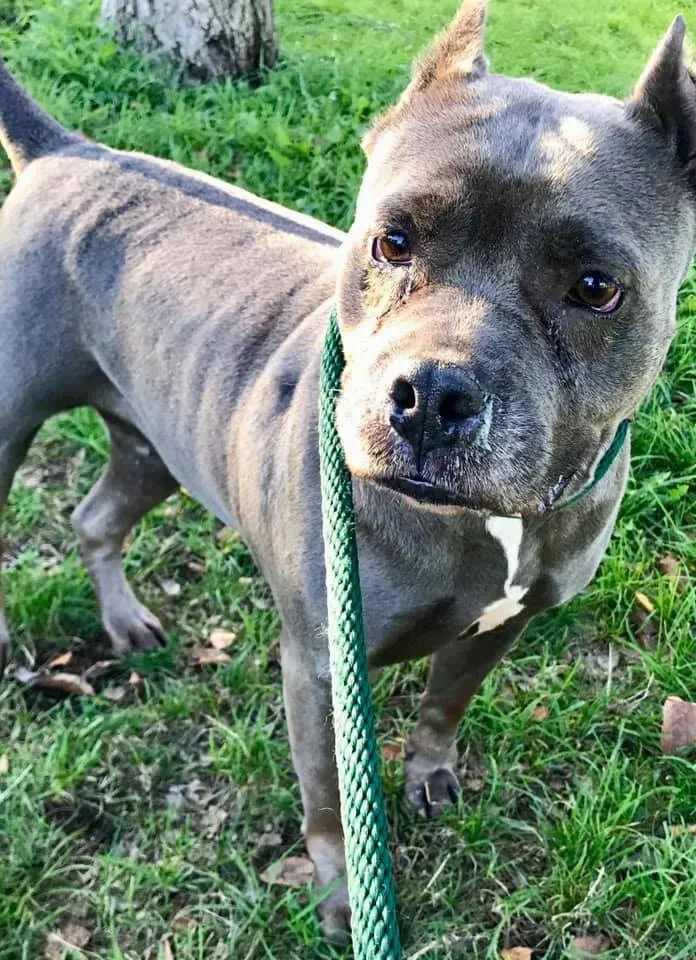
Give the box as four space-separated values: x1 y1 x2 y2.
389 366 490 460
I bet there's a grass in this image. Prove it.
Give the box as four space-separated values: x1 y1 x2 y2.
0 0 694 957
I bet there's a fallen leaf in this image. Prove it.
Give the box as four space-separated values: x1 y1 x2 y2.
159 577 181 598
657 554 689 593
15 668 95 697
381 741 402 762
668 823 696 838
661 696 696 754
532 704 549 721
190 647 232 667
45 922 91 958
209 629 236 650
0 755 8 775
570 934 610 956
201 805 227 837
629 607 658 650
260 855 314 888
187 561 206 575
581 647 620 679
635 591 655 614
128 671 142 685
48 652 73 669
161 938 174 960
256 830 283 850
500 948 533 960
83 659 120 681
172 909 196 932
14 666 40 685
658 554 680 577
103 685 126 703
36 672 95 697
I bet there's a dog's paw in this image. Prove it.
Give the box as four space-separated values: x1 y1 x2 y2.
405 761 461 818
318 884 351 945
103 599 167 654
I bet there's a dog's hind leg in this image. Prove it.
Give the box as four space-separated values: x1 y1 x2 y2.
0 428 40 673
72 415 178 654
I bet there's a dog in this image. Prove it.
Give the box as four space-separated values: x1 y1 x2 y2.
0 0 694 942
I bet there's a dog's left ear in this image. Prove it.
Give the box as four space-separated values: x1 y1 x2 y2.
403 0 488 101
629 16 696 181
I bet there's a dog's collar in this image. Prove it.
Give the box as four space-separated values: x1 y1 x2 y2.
553 418 631 511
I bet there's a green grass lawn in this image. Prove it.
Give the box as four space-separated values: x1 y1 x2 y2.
0 0 695 957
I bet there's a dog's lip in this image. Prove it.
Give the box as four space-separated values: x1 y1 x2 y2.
375 475 476 508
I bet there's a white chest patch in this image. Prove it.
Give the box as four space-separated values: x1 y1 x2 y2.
474 515 528 634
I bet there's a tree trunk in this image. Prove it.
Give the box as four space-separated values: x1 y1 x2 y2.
101 0 278 82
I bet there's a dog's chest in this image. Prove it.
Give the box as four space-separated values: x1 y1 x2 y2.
361 515 535 668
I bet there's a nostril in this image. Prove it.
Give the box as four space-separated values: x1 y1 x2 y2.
390 377 417 411
439 390 484 424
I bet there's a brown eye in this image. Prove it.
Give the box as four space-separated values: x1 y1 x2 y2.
371 231 412 265
566 272 623 313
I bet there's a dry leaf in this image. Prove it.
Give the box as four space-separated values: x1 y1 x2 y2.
571 934 610 956
45 923 91 958
209 629 236 650
159 577 181 598
172 909 196 932
15 667 95 697
161 939 174 960
14 666 40 685
256 830 283 850
0 755 8 775
37 672 95 697
532 704 549 721
103 686 126 703
128 671 142 686
190 647 232 667
83 659 120 681
201 805 227 837
668 823 696 838
500 948 533 960
48 652 73 669
260 855 314 888
657 554 689 592
381 741 402 762
187 561 206 575
629 607 658 650
635 591 655 614
661 696 696 754
658 554 680 578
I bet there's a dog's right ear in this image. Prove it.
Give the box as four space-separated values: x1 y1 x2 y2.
362 1 488 154
403 0 488 99
628 16 696 183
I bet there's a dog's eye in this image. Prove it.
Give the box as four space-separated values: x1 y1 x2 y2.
371 232 412 265
566 272 623 313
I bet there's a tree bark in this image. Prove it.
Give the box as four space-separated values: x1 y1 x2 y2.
101 0 278 82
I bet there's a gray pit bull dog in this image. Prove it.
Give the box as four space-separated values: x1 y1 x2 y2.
0 0 695 942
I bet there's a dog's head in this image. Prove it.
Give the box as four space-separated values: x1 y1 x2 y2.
335 1 696 516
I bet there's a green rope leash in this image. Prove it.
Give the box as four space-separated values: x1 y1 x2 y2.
319 306 401 959
317 302 628 957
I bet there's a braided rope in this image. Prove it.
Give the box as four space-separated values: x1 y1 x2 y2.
319 306 401 958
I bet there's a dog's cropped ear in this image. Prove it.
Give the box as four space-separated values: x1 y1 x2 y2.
362 0 488 155
629 16 696 181
404 0 488 99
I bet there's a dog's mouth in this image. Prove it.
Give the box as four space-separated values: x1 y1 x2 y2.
373 472 574 516
374 475 493 511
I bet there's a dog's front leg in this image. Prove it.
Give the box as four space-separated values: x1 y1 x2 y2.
405 617 527 817
280 629 351 943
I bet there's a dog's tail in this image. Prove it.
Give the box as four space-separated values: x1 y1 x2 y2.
0 57 78 175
